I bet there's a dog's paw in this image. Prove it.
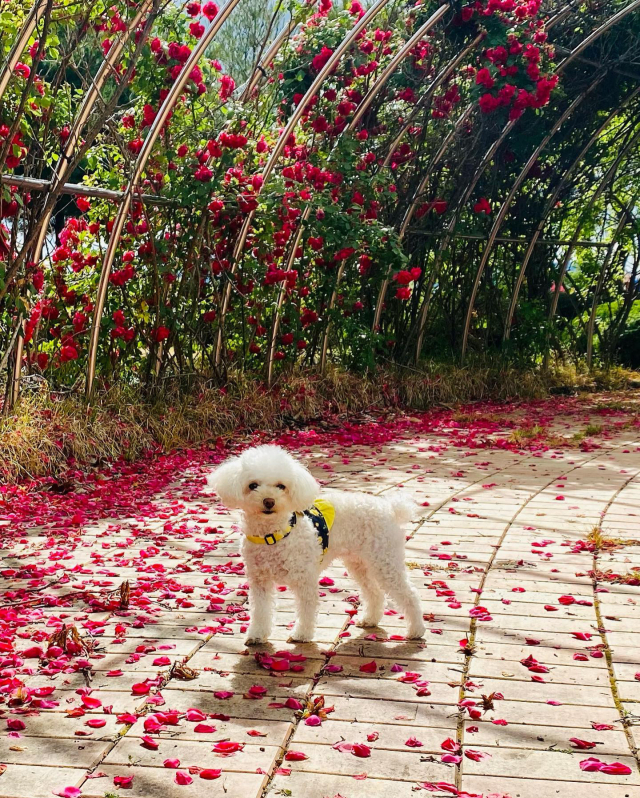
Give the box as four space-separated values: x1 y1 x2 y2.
406 623 426 640
356 616 381 629
244 636 265 646
287 629 314 643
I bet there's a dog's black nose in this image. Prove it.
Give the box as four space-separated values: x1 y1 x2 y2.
263 498 275 510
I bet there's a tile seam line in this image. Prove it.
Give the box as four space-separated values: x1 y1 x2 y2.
455 438 640 790
591 466 640 771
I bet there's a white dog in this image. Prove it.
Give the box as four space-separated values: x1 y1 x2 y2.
208 444 425 644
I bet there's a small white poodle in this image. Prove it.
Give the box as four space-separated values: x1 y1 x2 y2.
208 444 425 644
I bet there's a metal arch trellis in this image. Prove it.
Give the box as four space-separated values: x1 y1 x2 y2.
9 0 160 407
585 191 639 368
459 71 608 360
2 0 640 402
263 2 451 385
407 0 640 364
213 0 398 368
85 0 246 398
0 0 49 103
503 83 640 341
377 2 576 175
544 123 640 363
375 2 576 348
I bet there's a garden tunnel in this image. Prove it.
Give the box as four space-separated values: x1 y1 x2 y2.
1 0 640 407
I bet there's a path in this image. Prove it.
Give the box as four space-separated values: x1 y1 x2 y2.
0 394 639 798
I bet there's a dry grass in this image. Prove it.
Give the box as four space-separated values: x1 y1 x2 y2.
1 362 638 484
508 424 545 445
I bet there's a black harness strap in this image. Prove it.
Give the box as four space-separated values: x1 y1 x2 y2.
287 505 330 554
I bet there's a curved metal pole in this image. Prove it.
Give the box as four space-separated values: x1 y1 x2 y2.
547 126 640 331
460 73 605 359
239 13 309 103
350 4 449 129
85 0 243 397
412 1 640 363
215 0 396 366
372 103 473 334
504 84 640 340
8 321 25 408
379 2 575 172
319 258 346 371
381 33 483 170
585 195 637 368
8 1 155 408
0 0 48 102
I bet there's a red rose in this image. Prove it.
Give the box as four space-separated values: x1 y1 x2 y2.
312 46 333 72
153 326 170 342
202 1 218 20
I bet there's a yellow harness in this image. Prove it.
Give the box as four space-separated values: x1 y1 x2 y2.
246 498 335 554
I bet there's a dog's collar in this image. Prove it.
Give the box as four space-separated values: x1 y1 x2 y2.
245 499 335 552
245 523 296 546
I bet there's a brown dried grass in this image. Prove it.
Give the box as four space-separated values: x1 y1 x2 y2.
1 363 637 484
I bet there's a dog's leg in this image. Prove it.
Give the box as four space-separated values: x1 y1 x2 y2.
245 578 274 645
288 575 319 643
345 558 384 628
368 560 425 639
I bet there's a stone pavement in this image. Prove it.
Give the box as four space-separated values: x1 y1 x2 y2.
0 395 639 798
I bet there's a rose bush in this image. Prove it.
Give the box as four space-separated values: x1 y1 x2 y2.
1 0 637 395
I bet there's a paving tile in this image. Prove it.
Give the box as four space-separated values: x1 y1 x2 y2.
462 775 640 798
0 765 86 798
461 747 640 785
282 770 422 796
463 721 631 756
82 766 267 798
103 736 281 772
276 740 454 781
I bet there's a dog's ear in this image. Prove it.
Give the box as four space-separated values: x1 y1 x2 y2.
207 457 243 508
288 459 320 512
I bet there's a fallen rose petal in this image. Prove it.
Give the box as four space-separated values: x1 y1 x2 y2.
53 788 81 798
284 751 308 761
140 736 159 750
113 775 134 789
199 769 222 779
405 736 423 747
194 724 216 733
212 741 243 754
579 757 603 772
175 771 193 785
164 759 180 768
569 738 597 749
599 762 632 775
464 749 491 761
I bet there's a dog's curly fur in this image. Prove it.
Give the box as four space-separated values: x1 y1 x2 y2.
208 444 425 644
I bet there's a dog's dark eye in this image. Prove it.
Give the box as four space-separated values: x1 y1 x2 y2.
276 484 286 491
248 482 258 490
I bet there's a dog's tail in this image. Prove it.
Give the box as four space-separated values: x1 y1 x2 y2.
386 492 418 526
